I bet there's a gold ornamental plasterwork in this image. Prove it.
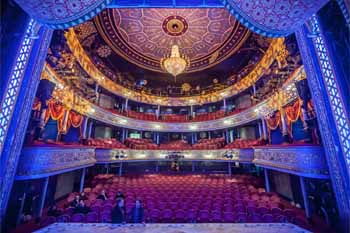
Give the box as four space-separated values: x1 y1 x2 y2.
65 28 287 106
42 64 303 132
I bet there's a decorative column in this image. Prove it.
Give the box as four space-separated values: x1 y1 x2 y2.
156 105 160 119
125 98 129 111
223 99 227 112
81 117 89 139
94 84 99 105
119 162 123 176
79 168 86 193
264 168 271 192
225 129 230 143
296 15 350 233
156 132 160 145
280 108 289 142
299 177 311 218
87 121 93 138
261 118 268 142
258 121 263 139
38 177 49 218
0 19 53 222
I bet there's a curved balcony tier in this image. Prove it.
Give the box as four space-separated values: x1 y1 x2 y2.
16 144 328 180
42 65 304 132
65 29 287 106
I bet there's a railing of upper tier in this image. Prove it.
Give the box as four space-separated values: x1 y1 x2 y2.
16 146 96 180
65 29 287 106
42 65 304 132
16 145 328 179
253 145 329 178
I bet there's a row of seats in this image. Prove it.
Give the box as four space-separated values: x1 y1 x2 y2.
106 108 245 123
192 137 226 149
86 138 127 149
124 138 158 149
42 174 310 231
225 139 264 149
159 140 192 150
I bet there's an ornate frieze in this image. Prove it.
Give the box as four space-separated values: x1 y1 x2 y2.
95 148 254 163
16 145 329 179
253 145 329 178
15 146 96 180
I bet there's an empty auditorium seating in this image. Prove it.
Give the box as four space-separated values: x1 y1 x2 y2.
86 138 127 149
124 138 158 149
48 173 310 231
224 139 264 149
104 108 245 123
161 114 188 122
192 137 226 149
158 140 192 150
192 110 226 121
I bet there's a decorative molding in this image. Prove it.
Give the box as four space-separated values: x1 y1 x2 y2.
253 145 329 178
295 15 350 232
95 148 254 163
0 19 36 154
222 0 328 37
0 23 53 222
15 0 112 29
66 28 286 106
15 146 96 180
308 15 350 169
43 64 302 132
17 145 328 180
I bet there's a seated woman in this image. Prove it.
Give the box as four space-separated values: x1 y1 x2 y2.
97 190 108 201
74 200 90 214
111 199 126 224
129 200 145 223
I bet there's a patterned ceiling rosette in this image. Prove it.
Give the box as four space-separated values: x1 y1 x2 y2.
15 0 112 29
93 8 251 73
222 0 329 37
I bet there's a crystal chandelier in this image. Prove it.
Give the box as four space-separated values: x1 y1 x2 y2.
160 45 190 78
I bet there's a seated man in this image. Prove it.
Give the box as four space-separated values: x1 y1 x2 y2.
70 196 80 208
97 189 108 201
111 199 125 224
129 200 145 223
47 203 62 217
79 192 88 201
74 200 90 214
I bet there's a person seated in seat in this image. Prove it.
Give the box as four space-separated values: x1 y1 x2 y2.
79 192 88 201
74 200 90 214
97 189 108 201
115 191 125 201
129 199 145 223
47 203 62 217
70 195 80 208
111 199 126 224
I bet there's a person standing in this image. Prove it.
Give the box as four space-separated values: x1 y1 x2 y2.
130 200 145 223
111 199 126 224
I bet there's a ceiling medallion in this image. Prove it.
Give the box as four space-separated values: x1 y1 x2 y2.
160 45 190 78
162 16 188 36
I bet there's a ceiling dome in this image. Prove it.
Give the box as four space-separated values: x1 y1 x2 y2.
93 8 250 73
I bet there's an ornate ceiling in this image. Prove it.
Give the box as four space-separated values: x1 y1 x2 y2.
89 8 251 73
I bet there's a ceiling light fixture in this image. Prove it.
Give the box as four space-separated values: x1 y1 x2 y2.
160 45 190 80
